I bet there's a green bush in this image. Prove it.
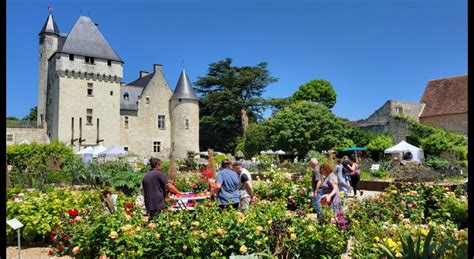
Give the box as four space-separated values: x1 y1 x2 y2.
425 157 453 171
366 135 394 161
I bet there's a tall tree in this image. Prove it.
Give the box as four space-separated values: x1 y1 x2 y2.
290 79 337 108
194 58 278 152
22 106 38 122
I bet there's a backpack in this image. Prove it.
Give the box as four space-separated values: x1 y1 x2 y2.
353 164 361 176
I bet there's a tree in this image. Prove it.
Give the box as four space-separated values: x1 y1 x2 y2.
290 79 337 108
265 101 350 156
194 58 278 152
22 106 38 122
238 123 272 157
365 134 394 161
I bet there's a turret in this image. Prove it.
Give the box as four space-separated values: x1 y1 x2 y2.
38 13 60 127
170 69 200 159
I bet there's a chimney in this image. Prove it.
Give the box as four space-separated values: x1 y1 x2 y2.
95 23 99 26
154 64 163 73
140 71 149 78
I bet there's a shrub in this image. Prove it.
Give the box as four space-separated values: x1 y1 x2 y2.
425 157 453 171
366 135 394 161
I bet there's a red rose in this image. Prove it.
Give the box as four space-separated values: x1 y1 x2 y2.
407 203 413 208
102 190 111 197
68 209 79 217
58 245 63 251
124 202 133 209
191 183 196 188
49 250 54 256
66 235 71 241
126 210 133 215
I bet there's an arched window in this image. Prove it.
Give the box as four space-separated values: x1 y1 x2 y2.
124 93 129 100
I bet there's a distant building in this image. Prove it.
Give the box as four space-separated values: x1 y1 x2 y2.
6 13 200 159
419 75 467 135
354 100 424 143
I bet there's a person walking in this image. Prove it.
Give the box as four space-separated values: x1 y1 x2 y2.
142 158 183 220
233 161 255 212
210 159 240 209
336 159 353 196
342 156 363 196
309 158 323 215
320 163 343 215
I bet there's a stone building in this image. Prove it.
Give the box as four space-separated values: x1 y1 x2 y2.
354 100 424 143
31 13 199 159
419 75 467 135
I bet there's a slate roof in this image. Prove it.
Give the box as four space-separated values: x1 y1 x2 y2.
39 14 60 36
57 16 122 62
127 73 154 88
120 86 144 110
420 75 468 118
172 69 199 100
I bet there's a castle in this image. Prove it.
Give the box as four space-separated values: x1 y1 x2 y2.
36 13 200 159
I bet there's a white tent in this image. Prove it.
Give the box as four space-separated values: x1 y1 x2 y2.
83 145 107 158
76 146 94 155
384 141 424 163
98 145 128 157
275 150 286 155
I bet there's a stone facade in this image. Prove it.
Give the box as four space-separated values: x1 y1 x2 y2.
6 128 50 145
420 113 468 135
34 14 199 159
355 100 424 143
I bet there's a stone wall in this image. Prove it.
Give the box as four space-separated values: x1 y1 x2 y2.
421 113 468 135
6 127 50 145
171 99 200 159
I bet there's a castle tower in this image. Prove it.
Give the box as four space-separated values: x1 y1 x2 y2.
38 13 60 127
170 69 200 159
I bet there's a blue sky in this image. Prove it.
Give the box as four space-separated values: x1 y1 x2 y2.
7 0 467 120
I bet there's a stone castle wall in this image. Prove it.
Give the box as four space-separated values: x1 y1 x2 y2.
421 113 468 135
6 127 50 145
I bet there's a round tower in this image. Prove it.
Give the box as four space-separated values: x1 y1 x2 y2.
170 69 200 159
38 13 60 127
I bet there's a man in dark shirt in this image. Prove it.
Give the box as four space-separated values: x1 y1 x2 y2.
142 158 183 219
310 158 323 215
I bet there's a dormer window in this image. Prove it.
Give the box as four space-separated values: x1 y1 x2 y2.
107 60 112 66
85 56 94 64
69 54 74 61
124 93 129 100
146 97 150 104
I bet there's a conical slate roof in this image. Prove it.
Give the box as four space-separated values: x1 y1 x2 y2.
172 69 199 101
39 14 60 36
58 16 122 62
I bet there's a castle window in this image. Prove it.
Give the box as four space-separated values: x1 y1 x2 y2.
146 97 150 104
153 141 161 153
184 118 190 130
65 70 69 76
124 146 129 151
57 55 60 59
124 116 129 129
178 98 182 103
110 91 113 96
107 60 112 66
123 93 129 100
86 109 93 125
87 83 93 96
7 133 13 142
69 54 74 61
157 115 165 129
85 56 95 64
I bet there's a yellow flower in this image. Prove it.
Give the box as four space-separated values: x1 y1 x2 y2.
420 229 429 236
72 246 80 254
201 232 208 239
108 231 118 239
264 236 269 241
239 245 247 254
238 218 245 224
193 221 200 226
121 224 133 232
386 238 397 250
193 231 200 237
267 220 273 225
135 226 141 232
256 240 262 245
182 245 188 251
391 190 397 194
155 233 161 239
395 251 402 257
215 228 224 236
374 236 380 243
307 225 315 232
142 216 149 222
255 226 263 233
290 233 297 240
287 227 295 233
148 223 157 230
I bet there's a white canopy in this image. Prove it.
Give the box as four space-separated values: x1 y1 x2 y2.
76 146 93 155
98 145 128 157
384 141 424 162
83 145 107 157
275 150 286 155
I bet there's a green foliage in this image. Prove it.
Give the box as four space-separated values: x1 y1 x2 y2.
195 57 278 153
22 106 38 122
213 154 227 168
366 135 394 161
332 138 355 152
265 101 350 156
239 123 272 157
290 79 337 109
424 156 454 171
305 150 327 165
